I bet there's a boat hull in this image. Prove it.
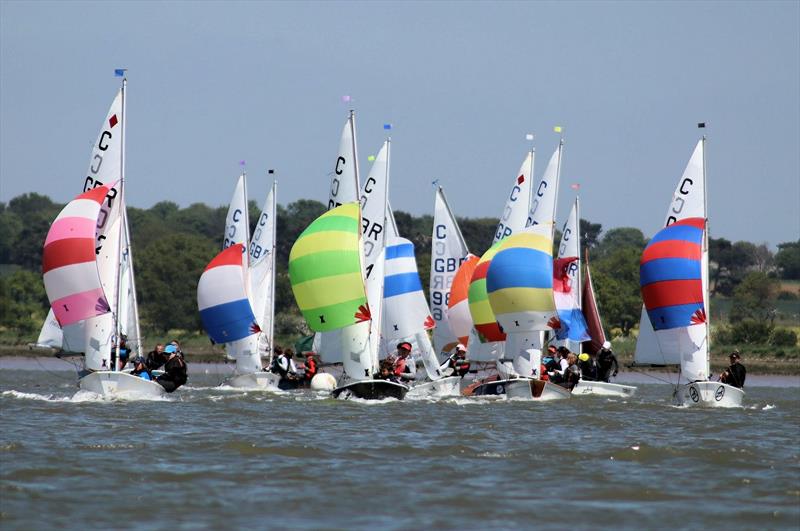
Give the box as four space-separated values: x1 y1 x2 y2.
227 371 282 390
505 379 571 401
573 380 637 398
79 371 166 398
406 376 462 398
332 380 408 400
675 381 744 407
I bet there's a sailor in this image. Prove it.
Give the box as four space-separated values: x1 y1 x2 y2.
155 345 188 393
376 360 400 383
578 352 599 381
549 347 570 384
131 356 153 381
597 341 619 382
439 344 470 377
393 342 417 382
719 351 746 388
117 335 131 370
272 349 299 381
561 353 581 391
303 352 319 383
146 343 168 371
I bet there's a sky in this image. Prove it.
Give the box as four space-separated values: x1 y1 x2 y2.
1 1 798 247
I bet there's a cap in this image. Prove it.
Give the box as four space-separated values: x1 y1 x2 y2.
729 352 740 360
456 343 467 352
547 345 557 352
578 353 590 362
164 345 177 354
397 342 413 352
132 356 146 365
602 341 611 349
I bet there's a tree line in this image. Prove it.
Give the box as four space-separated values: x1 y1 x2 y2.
1 192 798 347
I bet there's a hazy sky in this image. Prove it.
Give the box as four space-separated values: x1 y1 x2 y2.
1 1 798 247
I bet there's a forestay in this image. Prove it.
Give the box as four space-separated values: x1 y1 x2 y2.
430 187 470 352
634 140 706 366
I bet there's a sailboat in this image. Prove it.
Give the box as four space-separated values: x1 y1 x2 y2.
464 149 536 394
556 199 636 398
289 202 407 400
490 142 571 401
225 179 281 389
41 81 163 397
313 111 362 365
636 135 742 407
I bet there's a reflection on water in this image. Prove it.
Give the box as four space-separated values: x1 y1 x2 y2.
1 367 799 530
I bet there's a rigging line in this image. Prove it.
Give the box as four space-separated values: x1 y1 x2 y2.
35 355 79 382
625 365 677 386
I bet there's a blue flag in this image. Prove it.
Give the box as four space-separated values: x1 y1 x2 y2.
114 69 126 77
383 123 392 130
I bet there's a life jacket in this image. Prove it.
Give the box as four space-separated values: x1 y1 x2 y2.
270 356 288 377
540 364 549 381
305 358 318 379
393 357 407 376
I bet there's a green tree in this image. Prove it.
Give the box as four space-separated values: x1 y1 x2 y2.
592 246 642 335
0 269 49 337
579 219 602 250
136 233 216 331
775 240 800 280
729 271 780 323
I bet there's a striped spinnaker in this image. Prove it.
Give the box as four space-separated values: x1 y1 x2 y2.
198 244 259 344
289 202 368 332
42 186 112 327
640 217 706 330
467 242 506 342
486 230 559 333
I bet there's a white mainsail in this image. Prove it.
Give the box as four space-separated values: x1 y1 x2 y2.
328 111 360 210
318 112 362 364
37 89 124 361
223 174 249 250
248 180 277 365
634 139 706 368
494 150 535 243
430 186 470 352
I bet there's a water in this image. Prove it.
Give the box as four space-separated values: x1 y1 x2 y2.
1 364 799 530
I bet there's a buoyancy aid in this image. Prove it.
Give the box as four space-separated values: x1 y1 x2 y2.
305 357 318 379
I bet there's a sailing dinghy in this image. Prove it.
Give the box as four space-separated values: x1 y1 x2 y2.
223 179 281 390
556 198 636 398
636 136 742 407
289 202 407 400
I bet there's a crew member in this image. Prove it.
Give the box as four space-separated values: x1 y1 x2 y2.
156 345 188 393
719 351 746 388
303 352 319 384
131 356 153 381
597 341 619 382
578 352 599 381
272 349 299 381
393 342 417 382
561 353 581 391
146 343 168 371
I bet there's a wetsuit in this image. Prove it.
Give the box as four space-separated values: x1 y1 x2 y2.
722 363 746 388
579 358 599 381
146 350 168 371
156 355 188 393
562 364 581 391
597 349 619 382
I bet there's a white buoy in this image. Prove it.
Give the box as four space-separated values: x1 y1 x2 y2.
310 373 337 391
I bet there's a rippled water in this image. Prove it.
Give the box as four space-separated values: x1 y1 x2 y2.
1 365 799 530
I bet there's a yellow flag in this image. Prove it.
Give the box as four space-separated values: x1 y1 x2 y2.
553 126 563 133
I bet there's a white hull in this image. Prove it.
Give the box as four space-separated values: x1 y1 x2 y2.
79 371 165 398
675 381 744 408
505 378 571 401
227 371 282 390
406 376 462 398
573 380 637 398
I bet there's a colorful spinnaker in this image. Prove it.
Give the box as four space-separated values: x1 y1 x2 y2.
553 199 590 343
486 231 559 334
468 242 506 342
289 203 368 333
198 244 260 344
639 216 708 382
43 186 113 328
447 254 479 346
640 218 706 331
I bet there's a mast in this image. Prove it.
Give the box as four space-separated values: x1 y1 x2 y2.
242 170 251 266
269 178 277 366
349 110 360 195
701 130 710 377
112 76 127 371
571 195 582 355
